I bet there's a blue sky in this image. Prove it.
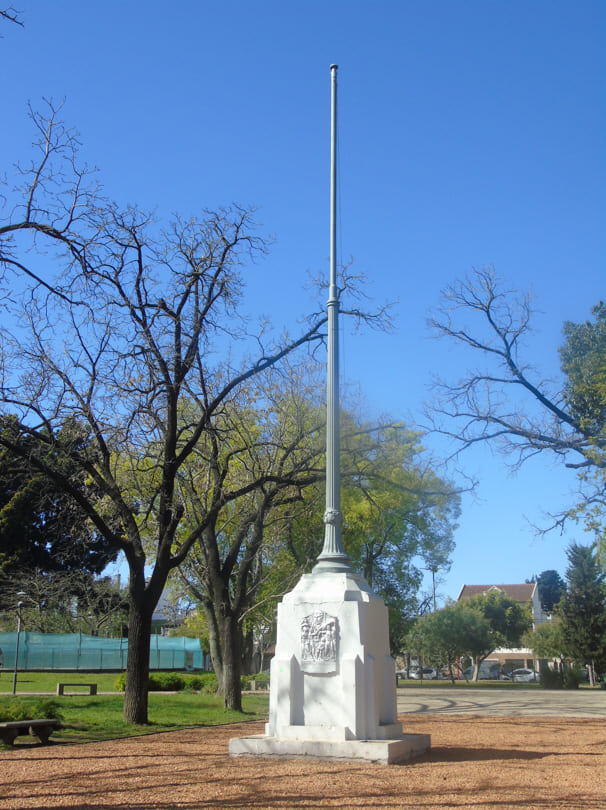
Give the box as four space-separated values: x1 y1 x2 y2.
2 1 604 603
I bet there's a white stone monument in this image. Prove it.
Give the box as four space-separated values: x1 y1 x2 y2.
229 567 430 764
229 66 430 765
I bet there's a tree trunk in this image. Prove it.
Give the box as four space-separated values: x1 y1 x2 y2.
123 593 152 724
242 626 254 676
220 607 243 712
203 601 224 694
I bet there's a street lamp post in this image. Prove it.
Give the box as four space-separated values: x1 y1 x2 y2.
12 592 26 696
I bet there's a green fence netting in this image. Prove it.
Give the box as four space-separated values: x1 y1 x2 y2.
0 632 203 671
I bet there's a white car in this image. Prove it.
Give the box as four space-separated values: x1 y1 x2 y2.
511 668 539 683
409 667 438 680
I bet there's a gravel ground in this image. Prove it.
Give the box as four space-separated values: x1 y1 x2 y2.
1 713 605 809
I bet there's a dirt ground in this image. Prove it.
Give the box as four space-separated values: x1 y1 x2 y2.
1 714 605 810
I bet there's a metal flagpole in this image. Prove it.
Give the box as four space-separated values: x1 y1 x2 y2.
314 64 351 574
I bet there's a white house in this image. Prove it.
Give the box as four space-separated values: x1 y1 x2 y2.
457 583 549 671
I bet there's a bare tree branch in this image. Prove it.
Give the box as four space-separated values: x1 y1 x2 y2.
426 265 605 534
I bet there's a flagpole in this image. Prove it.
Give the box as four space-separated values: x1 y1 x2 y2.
314 64 351 574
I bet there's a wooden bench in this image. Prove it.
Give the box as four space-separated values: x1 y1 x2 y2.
56 682 97 696
0 719 61 746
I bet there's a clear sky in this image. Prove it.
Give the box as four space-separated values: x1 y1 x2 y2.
2 1 604 603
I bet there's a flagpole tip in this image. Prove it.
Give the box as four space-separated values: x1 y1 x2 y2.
330 64 338 71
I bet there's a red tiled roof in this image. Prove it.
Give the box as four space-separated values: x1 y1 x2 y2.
457 583 537 603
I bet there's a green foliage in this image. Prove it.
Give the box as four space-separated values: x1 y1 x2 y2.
559 543 606 674
169 612 210 653
240 672 270 690
559 303 606 557
407 601 492 681
539 663 564 690
538 663 581 690
538 662 582 690
185 673 218 693
470 590 531 644
148 673 185 691
526 620 565 659
560 302 606 437
0 698 63 722
340 421 460 651
536 570 566 613
0 417 117 602
114 670 217 693
563 665 583 690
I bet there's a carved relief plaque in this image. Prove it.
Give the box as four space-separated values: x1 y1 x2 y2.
300 610 338 673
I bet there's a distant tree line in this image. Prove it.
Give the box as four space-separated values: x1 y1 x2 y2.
407 547 606 686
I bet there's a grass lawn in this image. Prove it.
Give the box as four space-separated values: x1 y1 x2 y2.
0 672 269 747
1 670 124 694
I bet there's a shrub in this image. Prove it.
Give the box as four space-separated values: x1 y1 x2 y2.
563 666 582 690
148 673 185 692
539 664 563 689
195 673 218 694
241 672 270 690
114 671 217 693
0 699 63 722
184 676 203 691
184 673 218 693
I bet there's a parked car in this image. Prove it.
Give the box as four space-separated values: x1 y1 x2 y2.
511 668 539 683
409 666 438 680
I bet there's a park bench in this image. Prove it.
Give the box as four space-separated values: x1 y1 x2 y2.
56 682 97 696
0 719 61 746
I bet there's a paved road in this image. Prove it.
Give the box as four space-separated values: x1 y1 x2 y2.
396 685 606 718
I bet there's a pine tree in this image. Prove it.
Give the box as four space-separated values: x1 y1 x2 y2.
559 543 606 684
536 569 566 614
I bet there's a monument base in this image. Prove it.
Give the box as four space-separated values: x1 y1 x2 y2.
229 732 430 765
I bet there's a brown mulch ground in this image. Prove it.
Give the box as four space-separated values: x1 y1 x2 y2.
1 715 605 810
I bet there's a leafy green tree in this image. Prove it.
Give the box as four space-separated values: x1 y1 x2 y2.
559 543 606 685
429 269 605 548
560 304 606 564
524 619 565 661
407 601 491 683
169 611 210 656
340 421 460 652
0 417 117 599
463 590 531 679
168 364 328 710
560 303 606 438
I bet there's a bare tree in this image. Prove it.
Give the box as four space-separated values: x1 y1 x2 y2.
427 266 605 534
0 105 386 722
0 7 23 28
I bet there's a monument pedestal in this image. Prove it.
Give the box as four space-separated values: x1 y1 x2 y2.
229 569 430 765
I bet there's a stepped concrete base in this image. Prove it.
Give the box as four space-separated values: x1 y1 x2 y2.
229 732 431 765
